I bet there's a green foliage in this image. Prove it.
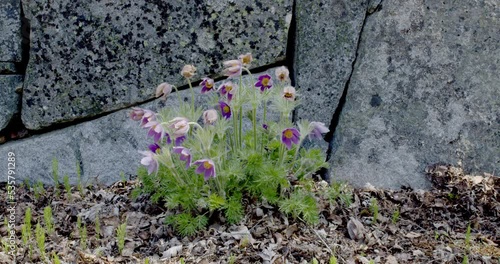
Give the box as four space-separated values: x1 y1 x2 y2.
116 222 127 254
144 258 150 264
311 257 319 264
95 216 101 240
279 188 319 225
35 223 45 258
80 224 88 250
329 255 338 264
52 158 60 196
391 208 400 224
63 174 71 200
370 198 379 223
76 162 84 196
134 59 331 235
166 213 208 236
462 255 469 264
52 252 61 264
326 181 353 207
34 181 45 200
43 206 55 235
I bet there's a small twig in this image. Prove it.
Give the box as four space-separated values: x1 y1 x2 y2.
311 227 333 255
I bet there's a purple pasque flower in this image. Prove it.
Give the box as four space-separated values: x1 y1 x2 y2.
219 101 231 119
262 123 268 130
203 109 218 125
238 53 253 67
222 59 242 78
139 150 159 175
308 122 329 140
144 120 165 143
255 74 273 92
282 86 296 101
169 117 190 138
200 77 215 93
218 81 235 101
281 128 300 150
148 143 161 154
129 107 145 121
155 82 173 100
172 146 192 169
140 109 156 127
174 135 186 146
193 159 216 180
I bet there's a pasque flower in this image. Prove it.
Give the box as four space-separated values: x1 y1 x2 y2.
148 143 161 154
308 122 329 140
219 101 231 119
281 128 300 150
282 86 296 101
238 53 253 67
200 77 215 93
181 64 196 79
169 117 190 138
203 109 218 125
155 82 173 100
139 150 159 175
275 66 290 82
144 120 166 143
218 81 235 101
193 159 216 180
222 59 242 78
175 135 186 146
173 146 192 169
255 74 273 92
129 107 145 121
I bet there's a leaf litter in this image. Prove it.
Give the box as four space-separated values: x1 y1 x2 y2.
0 165 498 263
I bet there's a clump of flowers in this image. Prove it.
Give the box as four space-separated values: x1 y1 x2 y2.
131 53 330 235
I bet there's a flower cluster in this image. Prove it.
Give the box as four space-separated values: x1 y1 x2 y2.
130 53 330 234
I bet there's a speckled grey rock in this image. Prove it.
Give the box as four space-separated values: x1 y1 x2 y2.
0 68 283 185
0 63 17 73
21 0 292 130
0 0 22 62
329 0 500 189
294 0 369 126
0 75 22 130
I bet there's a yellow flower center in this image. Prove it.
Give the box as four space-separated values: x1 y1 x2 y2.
226 85 233 92
203 161 212 169
206 82 213 89
223 106 230 113
284 129 293 139
279 73 286 80
284 92 293 98
242 56 251 64
262 77 269 86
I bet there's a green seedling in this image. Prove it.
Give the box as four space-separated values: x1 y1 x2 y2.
43 206 55 235
462 255 469 264
311 258 319 264
144 258 150 264
24 208 32 236
76 162 84 196
35 223 46 259
391 208 400 224
370 197 379 223
228 255 236 264
116 222 127 254
329 255 338 264
80 224 88 250
120 171 126 182
63 174 71 200
52 252 61 264
1 239 8 253
34 181 45 199
95 216 101 240
52 158 60 196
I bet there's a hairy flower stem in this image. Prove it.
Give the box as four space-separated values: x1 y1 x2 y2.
172 85 182 105
187 79 194 110
253 107 257 150
293 139 305 162
238 74 243 148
